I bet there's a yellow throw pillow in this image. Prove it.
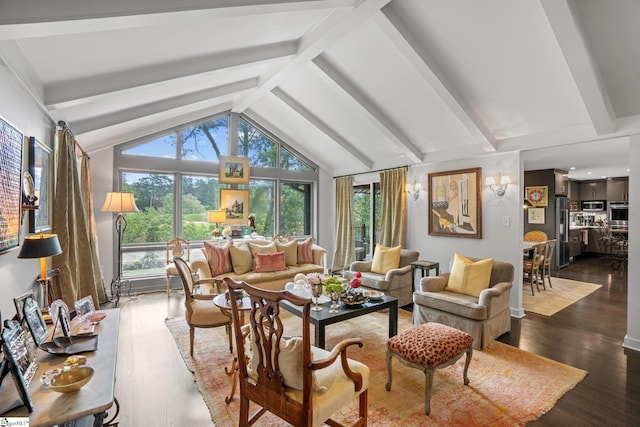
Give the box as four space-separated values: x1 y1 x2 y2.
446 253 494 297
276 240 298 266
371 244 402 274
230 243 253 275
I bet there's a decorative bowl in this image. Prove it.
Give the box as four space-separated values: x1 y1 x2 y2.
50 366 94 393
88 312 106 324
340 292 368 307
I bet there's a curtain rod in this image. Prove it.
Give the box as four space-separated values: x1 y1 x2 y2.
57 120 89 158
333 165 409 179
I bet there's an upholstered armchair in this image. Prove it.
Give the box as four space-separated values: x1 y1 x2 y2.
343 248 419 307
413 256 514 350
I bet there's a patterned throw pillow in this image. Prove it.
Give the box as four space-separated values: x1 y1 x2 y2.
203 240 233 276
296 237 314 264
254 251 287 273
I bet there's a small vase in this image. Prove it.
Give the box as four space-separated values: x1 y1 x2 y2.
329 291 340 313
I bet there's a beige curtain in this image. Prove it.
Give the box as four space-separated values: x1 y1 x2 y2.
378 168 407 248
331 176 354 273
52 129 107 309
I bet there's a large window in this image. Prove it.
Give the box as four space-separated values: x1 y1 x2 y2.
113 112 318 286
353 183 381 258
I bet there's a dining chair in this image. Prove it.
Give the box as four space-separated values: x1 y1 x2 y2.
165 238 190 294
542 239 556 288
523 243 545 295
223 277 369 427
524 230 548 242
173 256 232 356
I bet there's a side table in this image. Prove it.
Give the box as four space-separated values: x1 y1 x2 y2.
411 260 440 292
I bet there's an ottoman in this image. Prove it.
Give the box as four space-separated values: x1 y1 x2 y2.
385 322 473 415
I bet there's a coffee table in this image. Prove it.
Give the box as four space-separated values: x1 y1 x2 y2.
281 295 398 349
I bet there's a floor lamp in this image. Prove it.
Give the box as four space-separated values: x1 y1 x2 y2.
17 232 63 310
101 191 139 306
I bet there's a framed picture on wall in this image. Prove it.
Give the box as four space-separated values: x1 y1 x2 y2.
525 186 548 207
428 167 482 239
0 115 24 254
527 207 545 224
219 156 250 184
220 189 250 225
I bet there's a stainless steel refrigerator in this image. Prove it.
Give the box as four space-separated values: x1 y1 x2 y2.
556 196 570 268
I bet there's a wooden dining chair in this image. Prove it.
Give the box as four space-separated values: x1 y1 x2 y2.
173 256 232 356
223 277 369 427
542 239 556 288
524 230 548 242
165 238 190 294
523 243 545 295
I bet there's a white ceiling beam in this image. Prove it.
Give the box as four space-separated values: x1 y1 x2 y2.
79 101 234 153
272 87 373 169
71 78 257 134
540 0 615 135
377 9 497 153
45 41 296 110
232 0 393 113
244 109 333 172
311 57 423 163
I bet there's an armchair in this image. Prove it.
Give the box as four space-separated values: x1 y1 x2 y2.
412 257 514 350
343 249 419 306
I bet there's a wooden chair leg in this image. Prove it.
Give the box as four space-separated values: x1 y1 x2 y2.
166 274 171 294
189 327 195 356
463 348 472 385
226 323 233 353
385 350 393 391
424 369 434 415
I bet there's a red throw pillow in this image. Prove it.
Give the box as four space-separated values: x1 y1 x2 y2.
204 240 233 276
297 237 314 264
254 251 287 273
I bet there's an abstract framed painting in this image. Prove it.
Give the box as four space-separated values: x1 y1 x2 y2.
220 189 250 225
428 167 482 239
0 115 24 254
219 156 250 184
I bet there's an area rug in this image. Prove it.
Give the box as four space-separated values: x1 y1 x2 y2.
523 277 602 316
166 310 587 426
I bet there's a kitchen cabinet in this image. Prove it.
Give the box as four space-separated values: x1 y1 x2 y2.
568 180 580 201
585 229 605 254
569 229 583 258
580 180 607 201
607 178 629 201
554 172 568 196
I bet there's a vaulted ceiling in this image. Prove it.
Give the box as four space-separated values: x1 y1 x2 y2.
1 0 637 179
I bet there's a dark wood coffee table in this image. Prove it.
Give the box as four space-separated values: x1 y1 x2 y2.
281 295 398 349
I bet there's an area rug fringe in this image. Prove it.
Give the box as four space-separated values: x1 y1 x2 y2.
166 310 587 426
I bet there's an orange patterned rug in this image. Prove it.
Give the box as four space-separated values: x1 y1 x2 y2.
166 309 586 426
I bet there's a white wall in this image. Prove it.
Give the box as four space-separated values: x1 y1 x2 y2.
405 151 524 316
624 135 640 352
0 65 53 318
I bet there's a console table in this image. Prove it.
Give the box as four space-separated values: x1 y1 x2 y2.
1 308 120 426
411 260 440 292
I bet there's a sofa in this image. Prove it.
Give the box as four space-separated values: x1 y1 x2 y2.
343 248 419 307
190 238 326 292
412 256 514 350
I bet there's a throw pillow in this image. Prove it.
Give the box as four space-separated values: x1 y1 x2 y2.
203 240 233 276
297 237 314 264
229 243 253 275
445 253 494 297
276 240 298 266
248 242 277 269
254 251 287 273
371 244 401 274
248 334 326 392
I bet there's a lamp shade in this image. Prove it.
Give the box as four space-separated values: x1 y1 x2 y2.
101 192 139 213
18 233 63 259
207 210 226 223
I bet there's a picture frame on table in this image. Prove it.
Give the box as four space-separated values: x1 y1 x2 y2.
428 167 482 239
219 156 250 184
13 290 34 323
50 299 71 338
22 296 49 346
0 115 24 255
220 189 250 225
28 136 53 233
1 319 36 412
527 207 545 224
74 295 96 322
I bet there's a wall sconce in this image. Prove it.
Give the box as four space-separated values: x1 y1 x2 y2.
406 182 422 201
485 173 511 197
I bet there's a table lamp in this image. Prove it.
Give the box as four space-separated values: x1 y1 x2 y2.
101 191 139 306
18 232 63 308
208 210 226 237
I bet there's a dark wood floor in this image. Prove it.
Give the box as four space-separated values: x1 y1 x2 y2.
499 254 639 426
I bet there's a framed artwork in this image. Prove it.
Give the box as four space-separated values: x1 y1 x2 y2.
13 290 34 323
219 156 250 184
428 167 482 239
525 186 548 207
1 319 36 412
28 136 53 233
527 207 545 224
50 299 71 338
74 295 96 321
0 115 24 254
220 189 250 225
